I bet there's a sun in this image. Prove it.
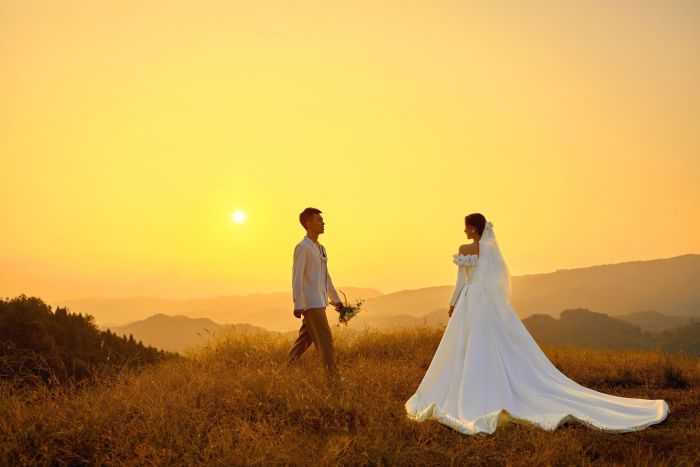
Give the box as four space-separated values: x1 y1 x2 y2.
232 211 246 224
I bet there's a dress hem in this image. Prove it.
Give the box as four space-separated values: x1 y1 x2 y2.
405 399 669 435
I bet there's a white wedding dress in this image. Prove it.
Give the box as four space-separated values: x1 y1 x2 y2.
405 222 669 435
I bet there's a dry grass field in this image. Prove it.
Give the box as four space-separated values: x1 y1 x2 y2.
1 328 698 466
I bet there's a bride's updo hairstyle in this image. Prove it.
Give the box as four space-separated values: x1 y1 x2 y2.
465 213 487 236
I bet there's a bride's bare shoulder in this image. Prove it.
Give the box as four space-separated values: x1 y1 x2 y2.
458 244 478 255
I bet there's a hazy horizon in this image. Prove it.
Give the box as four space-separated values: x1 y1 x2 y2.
2 253 695 304
2 1 698 301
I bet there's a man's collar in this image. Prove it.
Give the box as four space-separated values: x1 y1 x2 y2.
303 235 319 245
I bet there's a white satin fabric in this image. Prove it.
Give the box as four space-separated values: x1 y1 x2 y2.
405 229 668 435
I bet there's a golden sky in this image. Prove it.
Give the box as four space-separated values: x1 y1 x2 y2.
1 0 698 301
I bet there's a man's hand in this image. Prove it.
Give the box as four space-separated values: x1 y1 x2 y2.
448 305 454 318
333 301 344 311
293 309 304 319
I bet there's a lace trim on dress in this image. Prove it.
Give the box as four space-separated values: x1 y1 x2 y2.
453 254 478 266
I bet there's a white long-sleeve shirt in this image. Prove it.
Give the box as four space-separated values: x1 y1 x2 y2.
292 236 342 310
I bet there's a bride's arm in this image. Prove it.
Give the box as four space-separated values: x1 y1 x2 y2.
449 264 467 308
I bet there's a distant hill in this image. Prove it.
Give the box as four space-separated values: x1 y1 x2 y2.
57 287 382 332
616 311 695 333
511 254 699 318
107 314 270 353
349 308 448 330
351 307 700 354
105 308 700 355
53 255 700 332
522 309 648 350
360 254 700 321
655 322 700 353
361 287 452 321
521 308 700 354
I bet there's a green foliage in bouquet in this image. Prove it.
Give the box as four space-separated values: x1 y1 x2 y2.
337 290 363 326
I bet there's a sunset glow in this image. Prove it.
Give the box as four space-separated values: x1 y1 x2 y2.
1 1 698 301
232 211 246 224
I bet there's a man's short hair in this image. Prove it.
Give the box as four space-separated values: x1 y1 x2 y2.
299 207 322 229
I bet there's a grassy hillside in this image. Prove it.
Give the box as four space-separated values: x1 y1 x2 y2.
1 329 697 465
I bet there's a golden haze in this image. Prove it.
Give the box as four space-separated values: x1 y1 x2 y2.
1 1 698 300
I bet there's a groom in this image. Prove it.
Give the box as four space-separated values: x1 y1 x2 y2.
286 207 343 375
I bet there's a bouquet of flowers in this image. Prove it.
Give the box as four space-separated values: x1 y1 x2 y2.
336 290 363 326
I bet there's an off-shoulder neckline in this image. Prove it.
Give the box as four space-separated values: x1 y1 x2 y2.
453 253 479 266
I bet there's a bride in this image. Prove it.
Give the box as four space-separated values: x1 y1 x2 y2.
405 213 669 435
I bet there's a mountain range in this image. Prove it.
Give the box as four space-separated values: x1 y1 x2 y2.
106 308 700 355
57 254 700 332
523 308 700 353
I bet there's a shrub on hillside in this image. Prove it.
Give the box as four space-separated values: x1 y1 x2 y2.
0 295 177 385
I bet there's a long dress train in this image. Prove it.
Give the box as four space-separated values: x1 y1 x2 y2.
405 232 668 435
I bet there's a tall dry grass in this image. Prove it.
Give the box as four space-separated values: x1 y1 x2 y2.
1 328 698 465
